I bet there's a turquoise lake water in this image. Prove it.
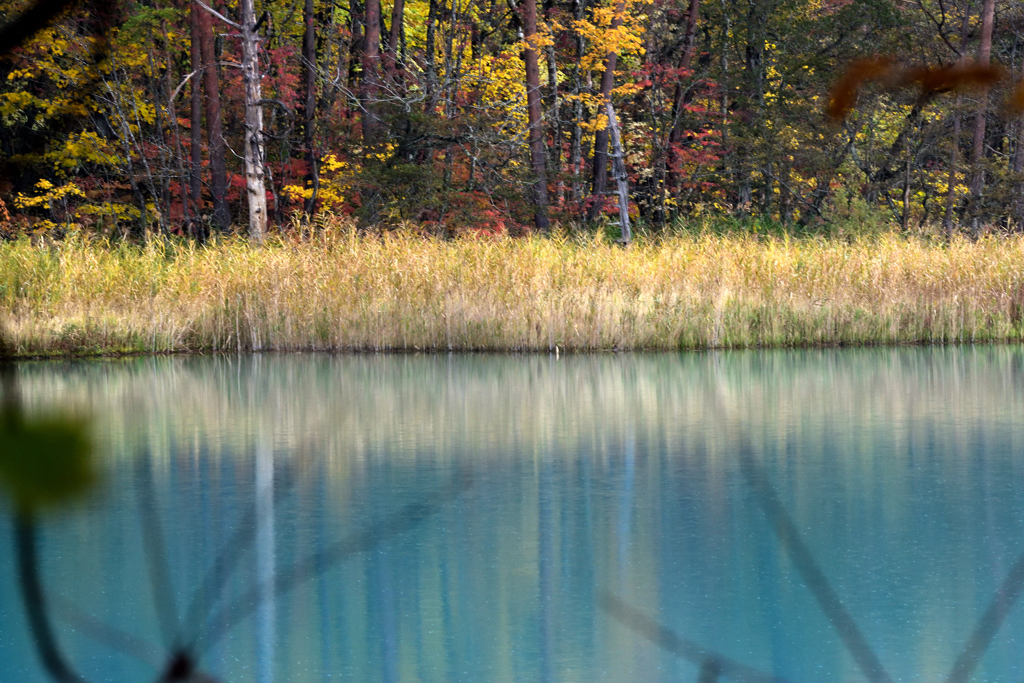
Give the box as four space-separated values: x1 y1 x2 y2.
2 349 1024 682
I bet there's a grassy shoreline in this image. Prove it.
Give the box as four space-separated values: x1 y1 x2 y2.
3 227 1024 358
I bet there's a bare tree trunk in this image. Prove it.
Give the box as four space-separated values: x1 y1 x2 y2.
944 104 962 235
968 0 995 206
568 0 586 204
362 0 382 141
543 0 561 204
1014 120 1024 227
145 37 171 234
718 10 731 206
424 0 438 111
1016 116 1024 175
189 2 203 229
347 0 364 98
523 0 549 231
160 21 192 237
665 0 700 195
736 0 766 213
386 0 405 76
943 4 972 236
166 82 191 235
198 5 230 230
901 155 911 231
607 103 631 242
240 0 268 242
302 0 319 219
1014 59 1024 226
586 0 625 222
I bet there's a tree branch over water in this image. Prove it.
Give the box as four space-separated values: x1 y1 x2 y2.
736 443 895 683
598 592 793 683
192 466 475 657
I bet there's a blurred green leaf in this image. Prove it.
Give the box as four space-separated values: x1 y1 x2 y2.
0 411 94 512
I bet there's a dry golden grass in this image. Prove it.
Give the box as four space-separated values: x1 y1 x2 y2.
3 223 1024 356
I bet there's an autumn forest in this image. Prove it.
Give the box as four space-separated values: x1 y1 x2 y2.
0 0 1023 240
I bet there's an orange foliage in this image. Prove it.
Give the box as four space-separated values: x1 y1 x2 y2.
827 57 1006 121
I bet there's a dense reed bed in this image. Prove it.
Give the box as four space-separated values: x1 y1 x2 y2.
3 226 1024 356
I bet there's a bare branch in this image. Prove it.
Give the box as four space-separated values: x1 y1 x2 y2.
169 69 201 104
194 0 241 30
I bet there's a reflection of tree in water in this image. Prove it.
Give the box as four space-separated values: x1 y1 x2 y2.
3 386 473 679
2 330 94 682
6 347 1024 680
2 326 474 681
600 437 1024 683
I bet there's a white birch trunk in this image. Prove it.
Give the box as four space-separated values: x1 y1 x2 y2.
606 103 631 244
240 0 268 242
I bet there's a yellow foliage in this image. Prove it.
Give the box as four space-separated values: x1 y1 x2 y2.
464 48 530 132
78 202 142 221
573 0 647 72
14 180 86 210
283 153 356 209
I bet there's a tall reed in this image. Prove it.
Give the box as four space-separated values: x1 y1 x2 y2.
3 225 1024 356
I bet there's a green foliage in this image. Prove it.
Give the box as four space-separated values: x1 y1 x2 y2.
821 188 897 238
0 407 94 513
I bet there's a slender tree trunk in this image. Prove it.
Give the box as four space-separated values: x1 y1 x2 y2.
901 155 911 231
386 0 405 75
543 0 561 203
440 0 459 193
302 0 319 219
189 1 203 226
737 0 766 213
718 9 731 207
944 4 972 235
607 103 631 242
145 38 171 234
568 0 586 203
166 79 191 234
424 0 438 111
944 105 962 235
161 21 192 236
470 19 480 61
198 5 230 230
362 0 382 141
399 12 407 67
1013 48 1024 226
968 0 995 205
665 0 700 197
1013 118 1024 226
523 0 549 230
412 0 438 167
586 0 625 221
347 0 364 98
240 0 268 242
1015 110 1024 227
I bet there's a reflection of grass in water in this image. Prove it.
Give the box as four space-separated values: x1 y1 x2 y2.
9 349 1024 680
14 348 1024 487
3 225 1024 356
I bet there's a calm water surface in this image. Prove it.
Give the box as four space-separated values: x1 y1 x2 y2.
3 349 1024 682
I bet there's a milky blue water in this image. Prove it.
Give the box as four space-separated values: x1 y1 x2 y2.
3 349 1024 682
